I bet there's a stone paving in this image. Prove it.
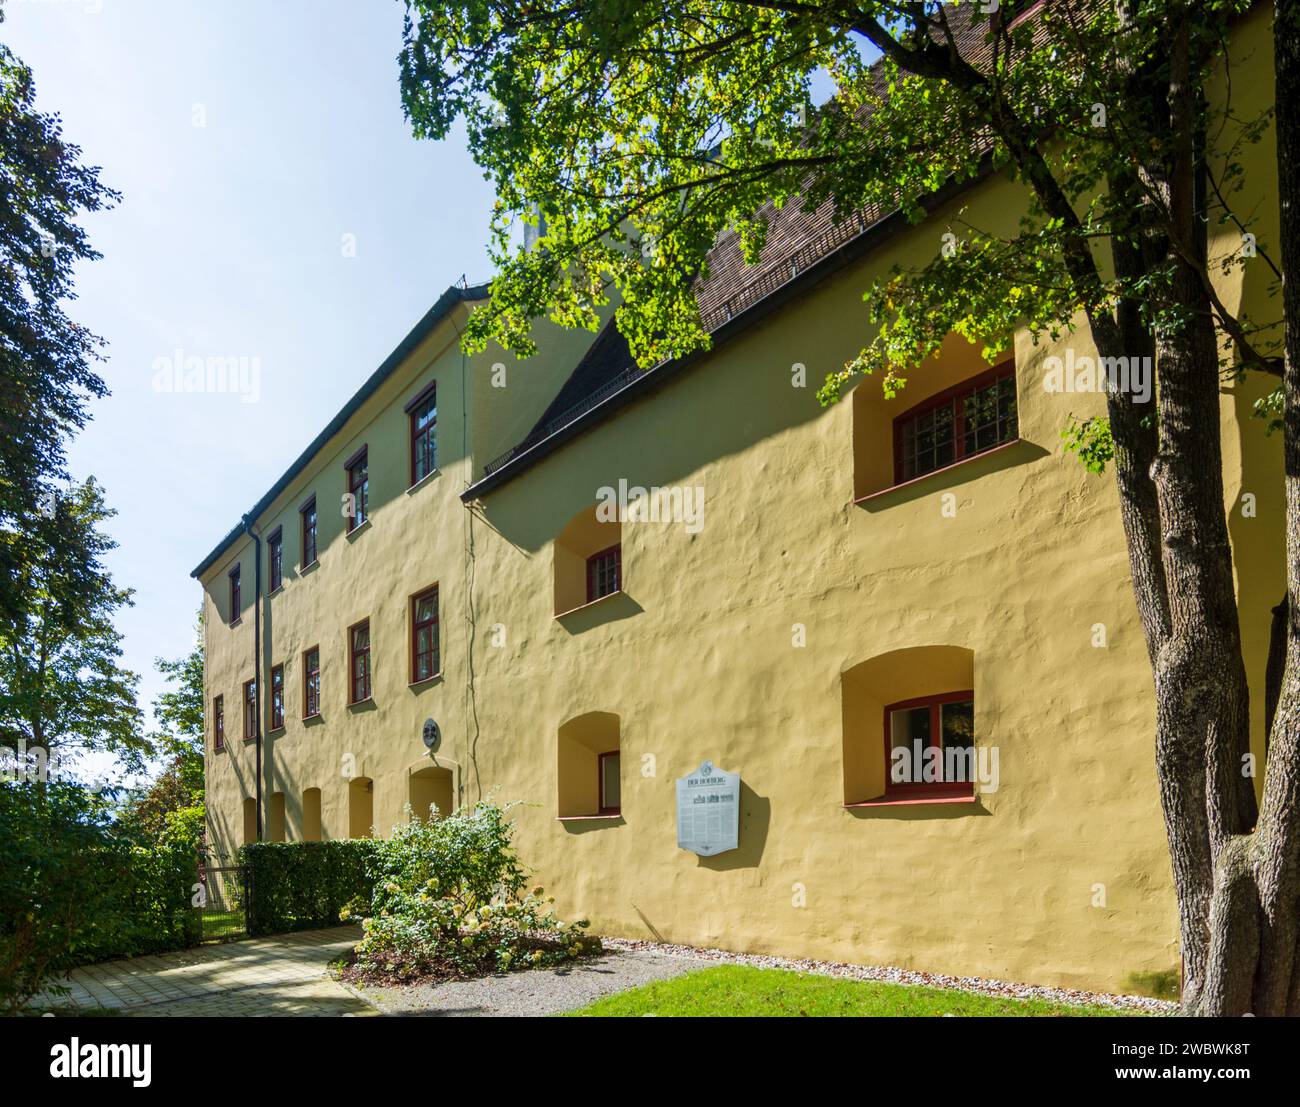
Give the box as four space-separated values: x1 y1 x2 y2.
40 926 375 1017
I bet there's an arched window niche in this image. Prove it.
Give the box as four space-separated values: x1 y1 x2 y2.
841 645 978 806
408 759 457 823
348 776 374 838
557 711 622 821
554 505 622 617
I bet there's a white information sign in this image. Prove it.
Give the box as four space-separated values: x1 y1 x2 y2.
676 760 740 856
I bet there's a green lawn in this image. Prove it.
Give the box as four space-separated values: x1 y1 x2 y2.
565 965 1140 1017
200 908 246 940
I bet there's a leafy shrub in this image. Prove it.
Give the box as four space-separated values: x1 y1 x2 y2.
0 779 201 1014
349 803 595 981
240 839 378 936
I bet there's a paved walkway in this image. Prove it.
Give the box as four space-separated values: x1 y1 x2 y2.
42 927 374 1017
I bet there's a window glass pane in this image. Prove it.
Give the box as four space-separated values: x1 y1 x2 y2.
412 397 437 482
900 403 953 479
305 649 320 715
941 699 975 782
963 375 1017 456
601 754 621 810
889 705 930 784
588 547 620 601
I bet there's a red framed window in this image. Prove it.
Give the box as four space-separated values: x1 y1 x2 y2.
228 564 241 625
349 620 371 704
893 365 1017 484
345 447 369 532
213 695 224 751
599 751 621 815
884 691 975 797
242 678 258 740
300 497 317 568
270 664 284 730
268 528 283 592
407 383 437 486
411 587 440 683
303 646 321 719
586 544 622 603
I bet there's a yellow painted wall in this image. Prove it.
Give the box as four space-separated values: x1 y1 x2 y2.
200 8 1281 992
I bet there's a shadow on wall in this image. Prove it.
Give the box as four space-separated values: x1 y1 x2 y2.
472 314 838 557
696 782 770 871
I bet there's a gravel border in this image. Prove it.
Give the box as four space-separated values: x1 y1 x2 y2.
598 937 1178 1014
352 949 705 1017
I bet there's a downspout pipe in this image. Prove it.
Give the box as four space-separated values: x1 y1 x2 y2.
242 513 263 841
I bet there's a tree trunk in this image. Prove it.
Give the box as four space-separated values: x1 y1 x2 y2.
1182 0 1300 1016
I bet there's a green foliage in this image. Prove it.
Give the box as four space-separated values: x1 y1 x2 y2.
0 36 119 630
350 803 595 981
120 613 207 838
1253 384 1285 434
0 780 200 1015
240 839 379 936
397 1 1273 471
0 477 144 768
152 611 205 758
1060 415 1116 475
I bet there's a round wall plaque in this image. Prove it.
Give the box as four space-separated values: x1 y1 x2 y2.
422 718 441 752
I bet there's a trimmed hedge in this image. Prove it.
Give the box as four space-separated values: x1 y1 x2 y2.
73 840 202 963
240 840 378 936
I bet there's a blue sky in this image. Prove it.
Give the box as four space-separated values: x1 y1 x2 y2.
5 0 497 758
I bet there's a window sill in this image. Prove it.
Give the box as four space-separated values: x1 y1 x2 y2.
229 617 242 628
347 697 375 710
243 735 258 744
268 585 284 598
345 518 372 542
406 469 441 495
853 438 1022 505
300 560 320 575
213 745 226 755
302 712 323 725
408 672 443 689
267 725 285 737
555 589 623 620
844 793 979 809
556 813 623 822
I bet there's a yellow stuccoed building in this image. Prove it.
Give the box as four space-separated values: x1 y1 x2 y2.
194 6 1282 994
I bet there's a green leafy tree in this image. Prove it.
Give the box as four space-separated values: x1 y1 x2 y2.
0 31 119 629
121 613 205 839
0 28 137 773
0 478 144 768
398 0 1300 1013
